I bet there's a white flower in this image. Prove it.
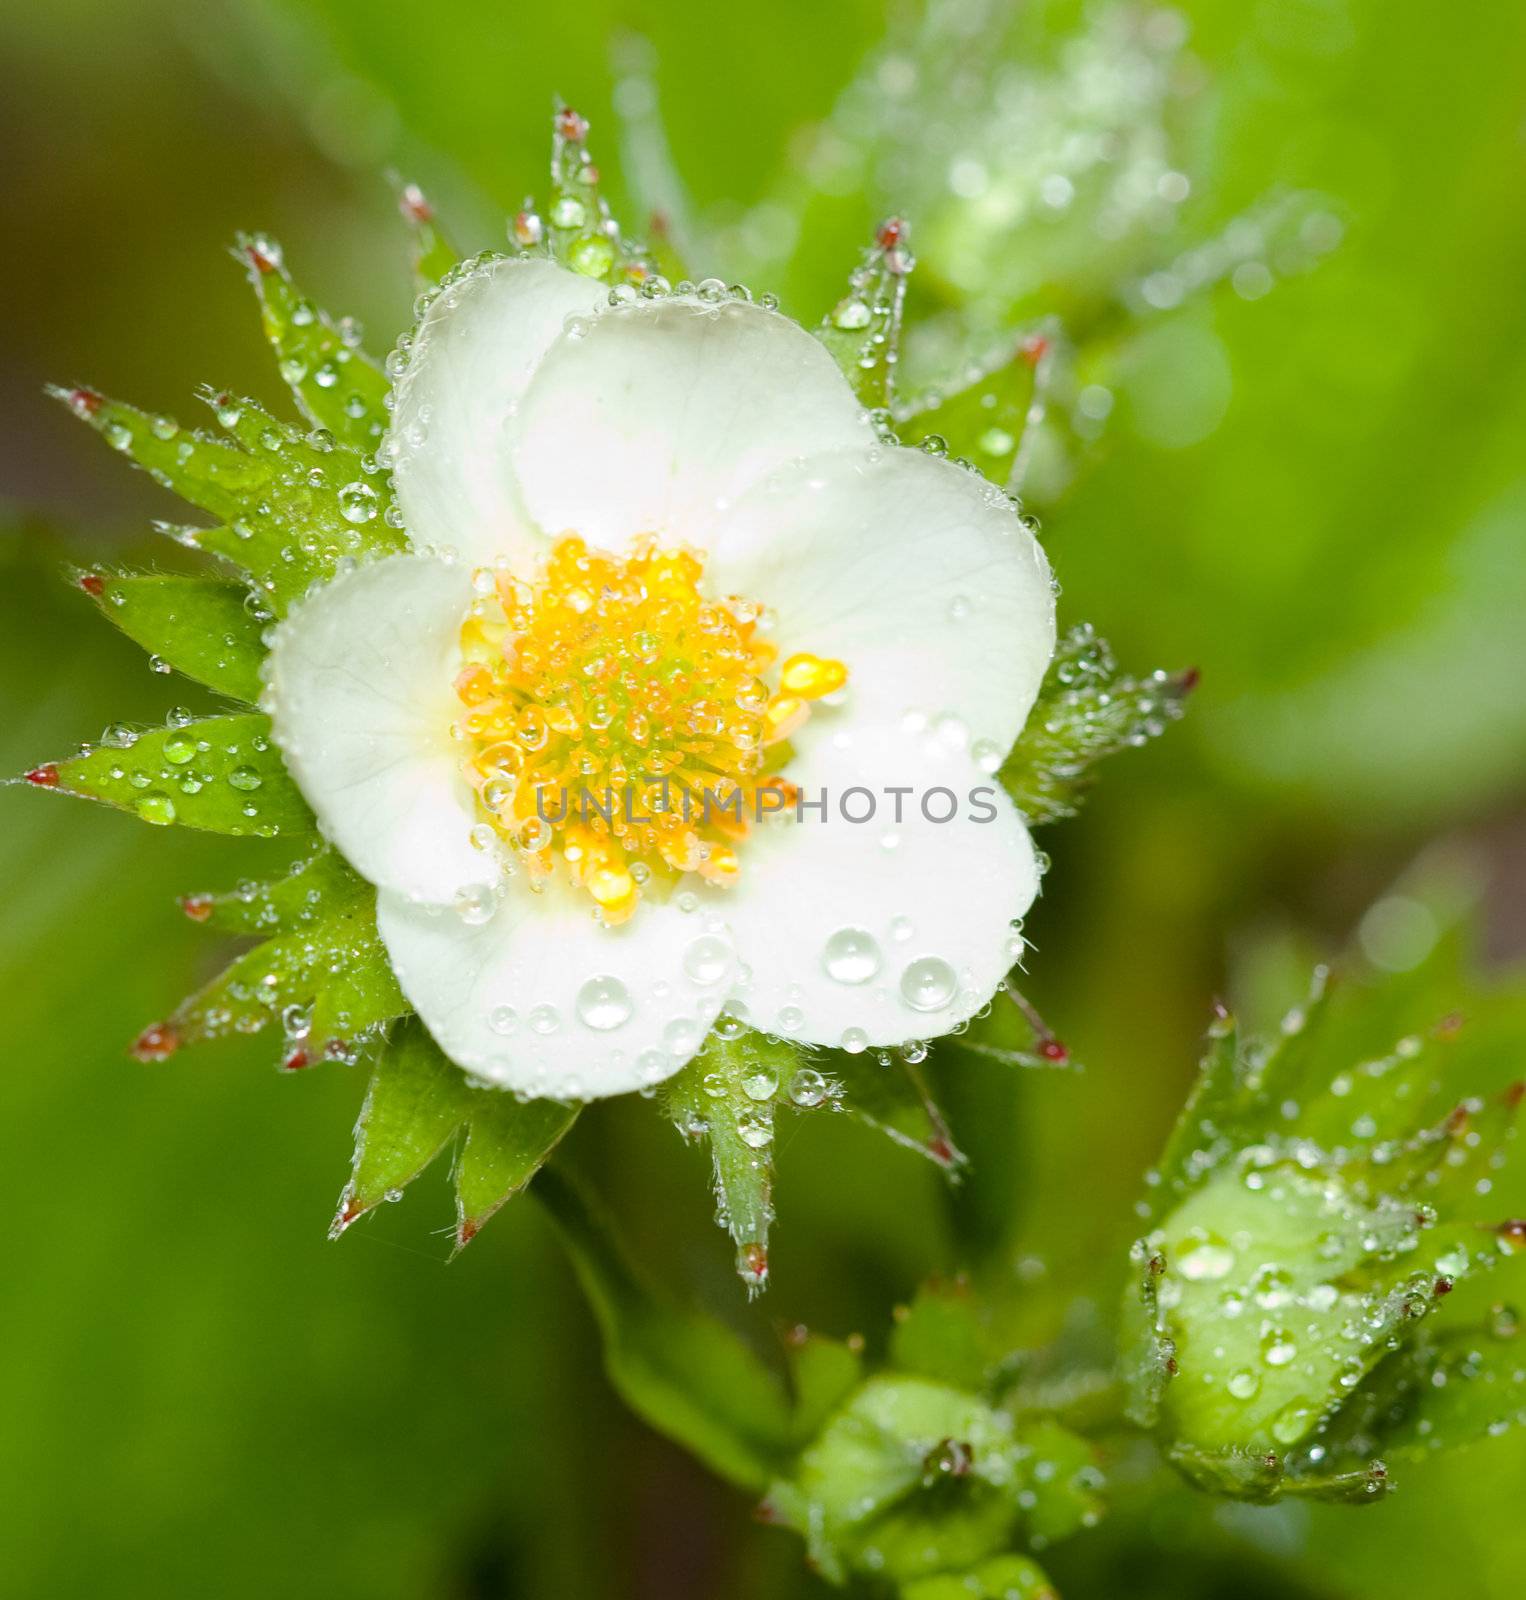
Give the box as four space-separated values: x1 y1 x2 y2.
263 258 1055 1100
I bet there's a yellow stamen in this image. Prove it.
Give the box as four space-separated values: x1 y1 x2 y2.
780 652 848 699
455 535 847 921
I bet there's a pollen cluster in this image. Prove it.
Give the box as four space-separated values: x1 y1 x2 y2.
454 535 846 924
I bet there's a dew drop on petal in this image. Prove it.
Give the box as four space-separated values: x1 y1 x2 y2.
822 927 882 985
682 935 731 987
840 1027 869 1054
576 975 633 1032
900 956 957 1012
489 1005 519 1036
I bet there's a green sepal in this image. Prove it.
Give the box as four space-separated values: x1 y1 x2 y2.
237 233 389 452
897 339 1041 486
665 1029 803 1292
333 1017 578 1249
890 1277 1000 1393
902 1553 1057 1600
454 1093 579 1245
1000 624 1194 825
535 1163 796 1492
535 103 651 284
81 572 268 702
392 178 461 289
149 885 403 1067
784 1327 865 1446
816 218 912 416
35 711 311 836
831 1048 966 1171
182 844 369 936
1320 1316 1526 1466
50 384 405 613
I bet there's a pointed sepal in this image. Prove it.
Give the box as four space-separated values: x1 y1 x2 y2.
392 180 461 291
816 217 913 417
1000 624 1195 825
24 711 310 836
78 571 268 702
236 233 389 452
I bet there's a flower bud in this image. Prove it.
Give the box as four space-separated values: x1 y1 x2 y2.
1121 973 1524 1502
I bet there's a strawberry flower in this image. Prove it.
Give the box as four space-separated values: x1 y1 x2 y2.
262 258 1055 1099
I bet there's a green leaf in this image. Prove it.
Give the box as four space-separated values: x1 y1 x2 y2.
50 384 405 613
897 337 1042 487
393 178 461 290
144 885 404 1067
34 711 311 836
82 572 267 702
664 1029 804 1292
237 234 390 453
181 844 370 936
816 218 912 415
535 1163 795 1491
999 624 1194 825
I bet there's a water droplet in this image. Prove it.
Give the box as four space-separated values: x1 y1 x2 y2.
135 792 176 826
528 1004 560 1035
822 927 881 985
790 1068 830 1107
841 1027 869 1054
338 481 380 524
577 975 632 1031
1176 1232 1236 1282
1261 1329 1298 1367
1227 1370 1260 1400
227 764 263 791
489 1005 518 1036
741 1067 778 1102
682 935 730 986
454 883 497 925
736 1110 773 1149
900 956 957 1012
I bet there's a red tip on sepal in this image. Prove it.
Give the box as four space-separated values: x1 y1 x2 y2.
242 238 279 275
1038 1038 1069 1063
281 1048 310 1073
77 572 106 596
24 763 61 788
455 1217 481 1252
397 181 433 224
329 1191 366 1240
1498 1219 1526 1248
738 1241 769 1289
875 216 906 251
556 105 589 142
131 1021 180 1062
1019 333 1050 366
179 894 213 923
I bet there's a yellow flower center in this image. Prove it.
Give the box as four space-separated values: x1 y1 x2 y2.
454 534 846 925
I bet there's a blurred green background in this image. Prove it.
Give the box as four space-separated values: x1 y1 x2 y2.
3 0 1524 1595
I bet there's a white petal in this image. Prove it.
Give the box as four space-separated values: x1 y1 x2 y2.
378 884 738 1100
510 295 876 548
263 554 490 905
708 448 1055 772
388 257 607 566
712 729 1038 1049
